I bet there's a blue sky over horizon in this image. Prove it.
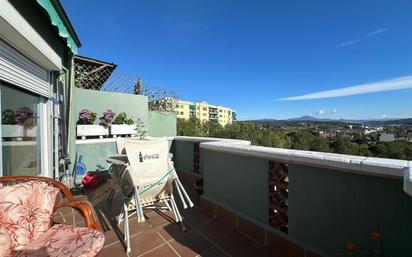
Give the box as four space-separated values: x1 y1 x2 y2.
62 0 412 120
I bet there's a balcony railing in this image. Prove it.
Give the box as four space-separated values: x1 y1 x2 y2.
73 135 411 257
170 136 412 257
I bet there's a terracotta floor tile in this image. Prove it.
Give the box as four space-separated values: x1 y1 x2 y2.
139 244 179 257
53 211 75 225
55 207 73 217
128 229 165 256
99 242 128 257
145 210 175 227
155 219 190 241
217 232 263 257
119 217 153 237
169 230 213 257
255 248 282 257
181 208 213 228
86 179 278 257
196 220 235 245
199 246 231 257
103 229 121 247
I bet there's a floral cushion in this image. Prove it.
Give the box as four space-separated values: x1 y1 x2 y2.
13 224 105 257
0 181 59 250
0 227 11 257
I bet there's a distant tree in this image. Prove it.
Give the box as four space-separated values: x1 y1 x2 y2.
310 137 331 152
176 119 412 160
288 131 314 151
358 144 372 157
331 134 359 155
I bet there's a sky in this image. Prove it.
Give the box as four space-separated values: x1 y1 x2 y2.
62 0 412 120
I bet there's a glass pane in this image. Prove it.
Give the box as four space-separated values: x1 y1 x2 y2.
1 82 40 176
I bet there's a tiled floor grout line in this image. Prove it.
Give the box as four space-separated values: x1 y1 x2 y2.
136 240 171 257
190 221 233 257
194 244 220 257
236 230 265 247
194 217 215 228
103 228 146 249
155 231 182 257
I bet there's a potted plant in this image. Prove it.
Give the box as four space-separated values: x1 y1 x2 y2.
339 232 382 257
135 118 147 140
2 107 36 138
110 112 136 137
76 109 109 139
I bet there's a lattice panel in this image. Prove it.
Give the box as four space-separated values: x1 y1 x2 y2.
74 62 115 90
74 60 179 112
193 143 200 174
268 161 288 233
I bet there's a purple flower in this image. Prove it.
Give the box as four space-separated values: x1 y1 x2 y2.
15 107 34 125
78 109 96 124
99 109 115 128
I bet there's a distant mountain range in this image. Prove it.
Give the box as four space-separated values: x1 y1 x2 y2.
247 116 412 125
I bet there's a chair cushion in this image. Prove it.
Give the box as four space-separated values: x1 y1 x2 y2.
0 181 59 250
14 224 105 257
0 227 11 257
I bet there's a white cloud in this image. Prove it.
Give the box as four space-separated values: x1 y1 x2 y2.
310 108 336 116
382 114 387 118
317 109 325 115
335 28 389 48
279 75 412 101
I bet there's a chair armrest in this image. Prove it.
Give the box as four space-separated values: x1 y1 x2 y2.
55 201 103 232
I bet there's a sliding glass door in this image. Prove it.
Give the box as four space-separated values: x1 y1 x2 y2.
1 81 41 176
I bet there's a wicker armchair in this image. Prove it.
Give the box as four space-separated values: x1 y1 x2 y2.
0 176 105 257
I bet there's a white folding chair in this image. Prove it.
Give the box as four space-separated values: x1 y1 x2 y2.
115 137 193 253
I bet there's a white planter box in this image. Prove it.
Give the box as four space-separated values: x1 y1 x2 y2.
2 125 37 138
110 124 136 137
77 125 109 139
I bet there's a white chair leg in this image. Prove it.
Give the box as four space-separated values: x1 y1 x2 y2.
169 197 180 222
117 211 124 226
171 195 186 232
176 178 194 208
124 203 131 253
134 186 145 222
164 200 173 211
174 179 188 209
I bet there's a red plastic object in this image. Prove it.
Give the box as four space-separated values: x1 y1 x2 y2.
82 172 103 189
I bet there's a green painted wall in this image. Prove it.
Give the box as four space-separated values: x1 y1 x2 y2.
148 111 176 137
75 142 117 171
201 149 268 224
288 164 412 257
172 141 194 173
68 88 148 170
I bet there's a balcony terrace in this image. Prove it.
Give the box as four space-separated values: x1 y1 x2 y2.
65 136 412 257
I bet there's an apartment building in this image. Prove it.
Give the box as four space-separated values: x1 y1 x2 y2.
175 100 236 126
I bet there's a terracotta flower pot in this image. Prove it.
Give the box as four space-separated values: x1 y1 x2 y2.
193 177 204 195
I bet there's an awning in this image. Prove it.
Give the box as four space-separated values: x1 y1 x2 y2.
36 0 80 54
